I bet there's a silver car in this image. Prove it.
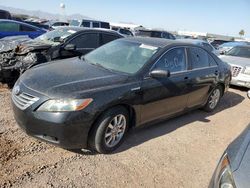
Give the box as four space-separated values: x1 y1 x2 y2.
218 41 250 54
219 45 250 88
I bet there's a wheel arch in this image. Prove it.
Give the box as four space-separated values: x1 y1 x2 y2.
87 103 137 143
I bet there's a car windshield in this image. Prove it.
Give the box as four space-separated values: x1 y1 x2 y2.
220 42 246 47
69 20 81 26
84 40 159 74
226 46 250 58
35 28 77 45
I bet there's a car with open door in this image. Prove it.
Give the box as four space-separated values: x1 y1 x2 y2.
12 37 231 154
0 26 123 86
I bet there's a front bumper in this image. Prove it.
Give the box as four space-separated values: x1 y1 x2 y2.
11 85 94 149
231 73 250 88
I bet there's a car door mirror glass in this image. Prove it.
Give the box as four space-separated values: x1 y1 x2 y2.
149 69 170 78
64 44 76 51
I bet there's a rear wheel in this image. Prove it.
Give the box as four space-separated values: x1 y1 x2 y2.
203 86 222 112
88 106 129 154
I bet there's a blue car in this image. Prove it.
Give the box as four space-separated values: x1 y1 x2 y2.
0 19 46 39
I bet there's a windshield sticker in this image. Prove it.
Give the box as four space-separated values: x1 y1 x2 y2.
139 44 158 51
61 35 68 39
68 30 77 34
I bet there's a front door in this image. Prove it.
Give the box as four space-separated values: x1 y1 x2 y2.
140 47 190 124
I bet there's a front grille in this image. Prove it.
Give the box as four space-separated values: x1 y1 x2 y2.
12 92 39 110
231 66 242 77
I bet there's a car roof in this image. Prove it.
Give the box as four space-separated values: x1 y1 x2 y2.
177 39 208 44
122 37 192 48
54 26 122 36
70 19 109 23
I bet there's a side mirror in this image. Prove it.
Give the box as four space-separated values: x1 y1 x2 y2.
247 90 250 99
64 44 76 51
149 69 170 78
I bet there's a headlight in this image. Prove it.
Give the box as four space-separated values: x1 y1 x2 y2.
214 153 236 188
37 98 93 112
244 66 250 75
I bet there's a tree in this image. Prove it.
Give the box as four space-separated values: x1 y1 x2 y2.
239 29 245 37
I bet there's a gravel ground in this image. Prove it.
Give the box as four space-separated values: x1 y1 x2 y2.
0 86 250 188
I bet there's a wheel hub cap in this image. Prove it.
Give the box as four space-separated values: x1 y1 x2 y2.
104 114 127 148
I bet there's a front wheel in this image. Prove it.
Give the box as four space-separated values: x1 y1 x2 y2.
203 86 222 112
88 107 129 154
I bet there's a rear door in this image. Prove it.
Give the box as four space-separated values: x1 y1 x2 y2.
140 47 190 124
61 32 100 57
186 47 219 108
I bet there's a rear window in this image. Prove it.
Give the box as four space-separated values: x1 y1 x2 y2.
100 22 110 29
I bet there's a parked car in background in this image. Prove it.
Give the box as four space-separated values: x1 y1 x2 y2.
219 45 250 88
70 19 110 29
12 37 231 154
0 26 123 85
218 41 250 54
178 39 220 55
0 9 11 19
0 19 46 39
135 29 176 40
111 27 134 37
24 21 50 30
210 124 250 188
209 39 231 49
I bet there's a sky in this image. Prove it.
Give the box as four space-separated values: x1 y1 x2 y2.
0 0 250 37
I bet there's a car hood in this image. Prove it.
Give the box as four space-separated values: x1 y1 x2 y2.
19 57 128 97
0 37 52 55
219 55 250 67
227 124 250 172
227 124 250 188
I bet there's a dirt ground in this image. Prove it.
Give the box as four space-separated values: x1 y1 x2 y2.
0 85 250 188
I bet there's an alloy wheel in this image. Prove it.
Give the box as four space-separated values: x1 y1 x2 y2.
104 114 127 148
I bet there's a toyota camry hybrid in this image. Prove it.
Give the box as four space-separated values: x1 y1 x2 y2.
12 37 231 153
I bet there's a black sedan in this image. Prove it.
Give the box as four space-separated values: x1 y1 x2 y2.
12 37 231 153
210 124 250 188
0 26 123 85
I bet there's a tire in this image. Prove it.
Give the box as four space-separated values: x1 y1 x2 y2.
88 106 129 154
203 86 222 112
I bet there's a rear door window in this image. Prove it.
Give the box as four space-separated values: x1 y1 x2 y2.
82 21 90 27
92 22 100 28
188 47 210 69
154 47 187 73
70 33 99 49
100 33 120 45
